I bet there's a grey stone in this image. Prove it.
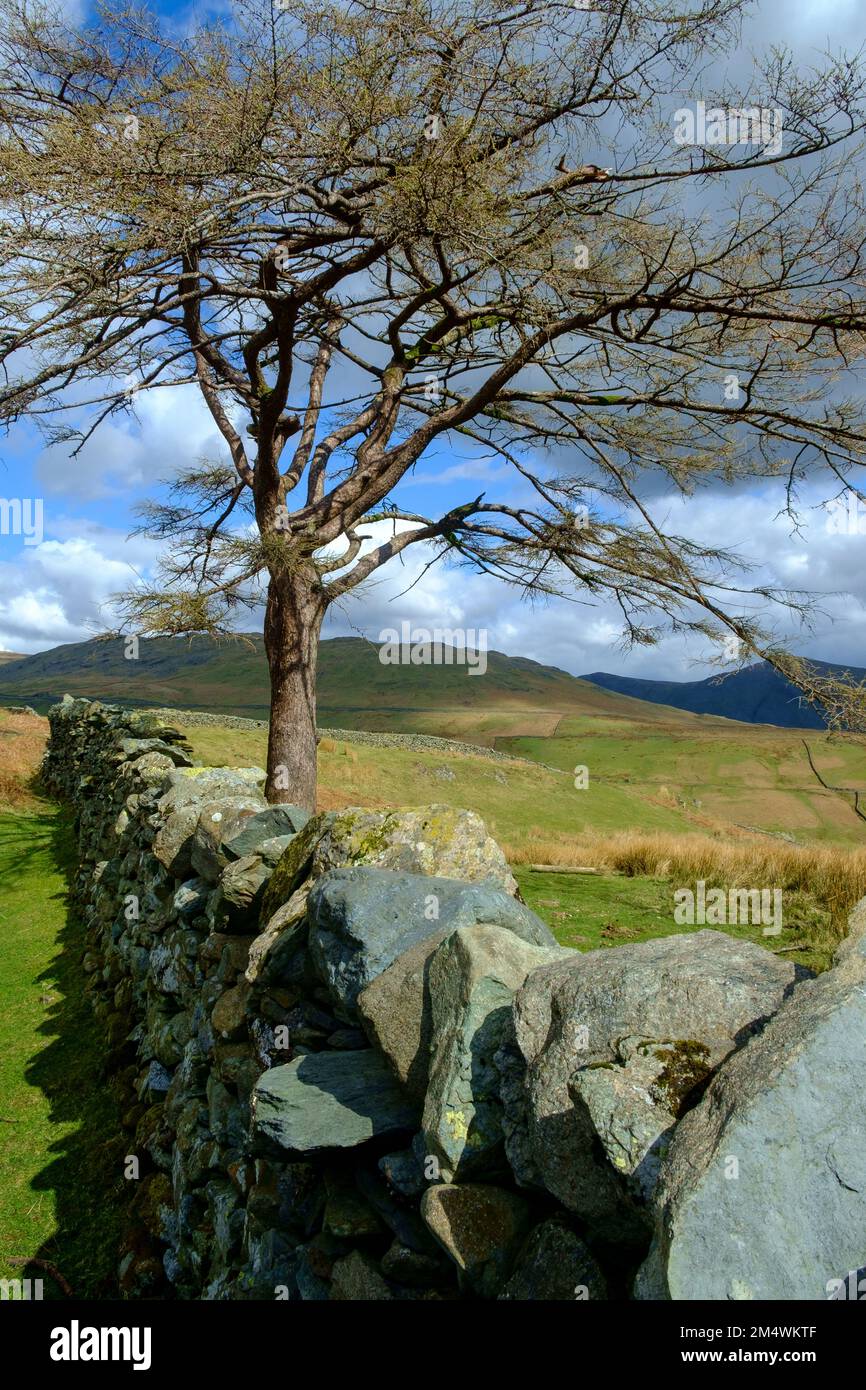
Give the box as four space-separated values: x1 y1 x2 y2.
172 877 210 918
250 1050 419 1154
213 854 272 929
159 765 266 813
307 805 519 894
153 806 200 877
504 930 801 1239
224 805 309 860
245 889 309 986
191 799 268 881
356 929 448 1098
378 1149 426 1198
261 803 519 921
310 866 556 1022
498 1218 608 1301
421 926 563 1180
636 913 866 1300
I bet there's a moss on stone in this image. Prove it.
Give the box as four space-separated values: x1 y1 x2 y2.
648 1039 712 1116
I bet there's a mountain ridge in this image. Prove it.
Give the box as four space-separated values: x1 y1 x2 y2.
581 660 866 730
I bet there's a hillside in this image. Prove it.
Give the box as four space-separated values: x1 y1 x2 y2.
582 660 866 730
0 633 722 741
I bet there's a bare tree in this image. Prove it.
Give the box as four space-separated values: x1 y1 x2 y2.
2 0 866 807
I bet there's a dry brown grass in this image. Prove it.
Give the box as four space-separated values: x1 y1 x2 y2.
503 827 866 942
0 710 48 810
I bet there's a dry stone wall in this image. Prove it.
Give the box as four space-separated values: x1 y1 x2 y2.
43 696 866 1302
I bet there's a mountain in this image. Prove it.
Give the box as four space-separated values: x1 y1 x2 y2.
581 660 866 730
0 633 710 737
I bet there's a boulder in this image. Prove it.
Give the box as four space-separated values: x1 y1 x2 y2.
250 1050 419 1154
635 912 866 1300
245 889 309 987
310 866 555 1022
357 930 448 1098
211 854 272 930
420 1182 533 1298
421 926 564 1180
191 798 268 882
262 804 518 920
153 806 200 877
329 1250 392 1301
159 765 266 813
503 930 801 1239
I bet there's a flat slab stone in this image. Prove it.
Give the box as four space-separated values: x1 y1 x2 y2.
250 1050 419 1154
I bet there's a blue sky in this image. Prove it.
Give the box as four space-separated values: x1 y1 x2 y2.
1 0 865 679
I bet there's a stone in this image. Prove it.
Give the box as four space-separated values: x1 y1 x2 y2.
211 981 251 1040
381 1241 452 1288
250 1050 419 1154
190 798 268 882
159 765 266 813
504 930 801 1239
262 803 518 920
310 866 555 1021
172 877 210 918
356 930 448 1098
322 1170 384 1239
259 814 336 922
420 1183 533 1298
378 1149 426 1198
636 915 866 1300
315 804 518 889
498 1218 608 1301
213 854 272 929
153 806 200 877
568 1039 681 1206
421 926 564 1180
329 1250 392 1301
224 805 309 860
245 889 309 986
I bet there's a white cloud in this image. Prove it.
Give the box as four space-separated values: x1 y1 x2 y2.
0 532 160 651
35 386 224 500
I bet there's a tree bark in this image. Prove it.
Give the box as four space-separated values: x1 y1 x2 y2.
263 572 325 810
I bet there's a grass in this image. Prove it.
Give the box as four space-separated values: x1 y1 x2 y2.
499 719 866 846
0 710 48 812
515 865 832 973
0 786 124 1299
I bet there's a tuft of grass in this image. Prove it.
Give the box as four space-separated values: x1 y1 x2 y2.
0 710 48 812
507 829 865 969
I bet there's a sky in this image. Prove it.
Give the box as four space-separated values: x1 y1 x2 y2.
1 0 865 681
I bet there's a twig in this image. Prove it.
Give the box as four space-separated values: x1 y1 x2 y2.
8 1256 73 1297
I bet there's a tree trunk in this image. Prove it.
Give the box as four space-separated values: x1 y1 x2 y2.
263 573 324 810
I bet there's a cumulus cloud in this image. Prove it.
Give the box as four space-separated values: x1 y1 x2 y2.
0 531 161 652
35 386 225 500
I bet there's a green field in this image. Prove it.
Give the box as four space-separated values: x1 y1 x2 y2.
498 715 866 847
0 805 124 1298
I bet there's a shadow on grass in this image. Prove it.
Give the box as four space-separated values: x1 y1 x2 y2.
1 807 126 1300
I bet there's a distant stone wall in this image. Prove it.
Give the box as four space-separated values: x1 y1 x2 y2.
43 695 864 1302
148 705 541 767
